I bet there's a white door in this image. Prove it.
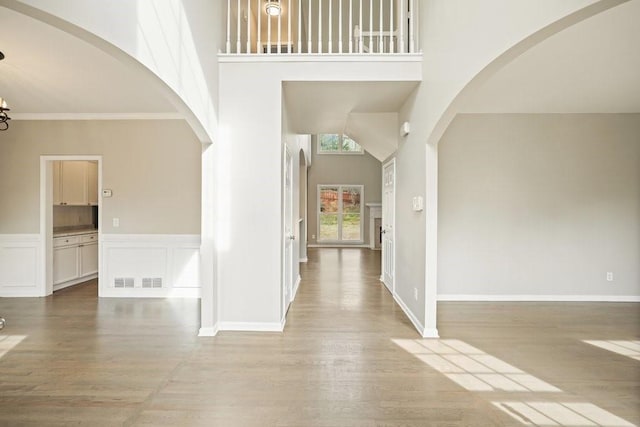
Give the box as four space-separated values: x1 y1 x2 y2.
283 148 294 312
382 160 395 293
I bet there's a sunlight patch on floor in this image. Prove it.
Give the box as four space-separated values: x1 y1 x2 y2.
393 338 637 427
493 401 636 426
392 338 561 392
0 335 26 359
583 340 640 361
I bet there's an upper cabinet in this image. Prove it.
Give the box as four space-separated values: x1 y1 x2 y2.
53 161 99 206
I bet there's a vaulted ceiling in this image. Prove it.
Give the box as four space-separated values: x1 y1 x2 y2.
0 6 177 117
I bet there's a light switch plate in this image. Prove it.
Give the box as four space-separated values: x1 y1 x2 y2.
412 196 424 212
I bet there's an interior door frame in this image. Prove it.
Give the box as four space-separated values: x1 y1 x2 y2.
381 158 396 295
39 155 103 297
281 146 294 318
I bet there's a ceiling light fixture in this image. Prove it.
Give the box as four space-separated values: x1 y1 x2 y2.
265 1 281 16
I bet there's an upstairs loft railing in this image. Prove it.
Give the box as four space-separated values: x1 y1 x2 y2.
225 0 418 55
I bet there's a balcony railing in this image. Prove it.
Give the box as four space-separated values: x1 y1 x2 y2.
225 0 418 55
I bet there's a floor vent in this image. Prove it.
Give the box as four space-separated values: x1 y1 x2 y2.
114 277 135 288
142 277 163 288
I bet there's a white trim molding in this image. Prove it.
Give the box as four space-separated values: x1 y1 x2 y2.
292 274 302 301
12 113 184 121
308 244 370 249
100 234 201 298
198 325 220 337
394 292 439 338
0 234 42 297
218 320 285 332
437 294 640 302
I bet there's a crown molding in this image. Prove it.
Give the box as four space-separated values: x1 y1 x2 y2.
10 112 184 121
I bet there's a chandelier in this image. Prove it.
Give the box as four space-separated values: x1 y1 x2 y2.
0 98 10 131
0 52 9 131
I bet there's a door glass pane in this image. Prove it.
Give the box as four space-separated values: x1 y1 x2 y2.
320 187 338 213
342 214 361 241
319 214 339 241
342 187 361 241
342 187 361 213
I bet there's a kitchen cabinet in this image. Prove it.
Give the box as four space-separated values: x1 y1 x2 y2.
53 232 98 290
53 161 99 206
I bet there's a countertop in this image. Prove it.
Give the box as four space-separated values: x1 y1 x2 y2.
53 227 98 238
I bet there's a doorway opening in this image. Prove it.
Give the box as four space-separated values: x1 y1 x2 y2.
40 155 102 297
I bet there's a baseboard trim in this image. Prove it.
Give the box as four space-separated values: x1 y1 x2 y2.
99 288 201 298
437 294 640 302
292 275 301 301
198 325 219 337
218 321 285 332
307 244 370 248
393 292 426 336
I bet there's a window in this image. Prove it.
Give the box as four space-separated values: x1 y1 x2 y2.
318 134 364 154
318 185 364 242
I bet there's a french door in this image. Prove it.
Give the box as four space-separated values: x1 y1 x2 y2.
318 185 364 243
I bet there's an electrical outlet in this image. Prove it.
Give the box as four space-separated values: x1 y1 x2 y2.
606 272 613 282
414 287 418 301
311 234 316 239
113 217 120 227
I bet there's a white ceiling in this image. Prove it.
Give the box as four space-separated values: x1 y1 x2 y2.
460 0 640 113
284 81 418 134
0 6 176 116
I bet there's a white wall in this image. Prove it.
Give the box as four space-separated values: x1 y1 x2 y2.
391 0 608 336
438 114 640 300
216 58 420 329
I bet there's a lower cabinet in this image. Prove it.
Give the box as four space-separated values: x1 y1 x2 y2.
79 243 98 276
53 245 79 284
53 232 98 290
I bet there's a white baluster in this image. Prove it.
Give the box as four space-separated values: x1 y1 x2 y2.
257 0 261 53
318 0 323 53
308 0 312 53
369 0 373 53
237 0 241 53
349 0 353 53
389 0 394 53
288 0 292 53
278 1 282 53
399 0 404 53
328 0 332 53
267 3 272 53
226 0 231 53
247 0 251 53
409 0 414 53
379 0 383 53
338 0 343 53
359 0 363 53
298 0 302 53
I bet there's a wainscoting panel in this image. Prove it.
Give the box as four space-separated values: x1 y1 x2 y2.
100 234 201 298
0 235 41 297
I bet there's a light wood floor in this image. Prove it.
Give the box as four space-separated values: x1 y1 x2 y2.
0 248 638 426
